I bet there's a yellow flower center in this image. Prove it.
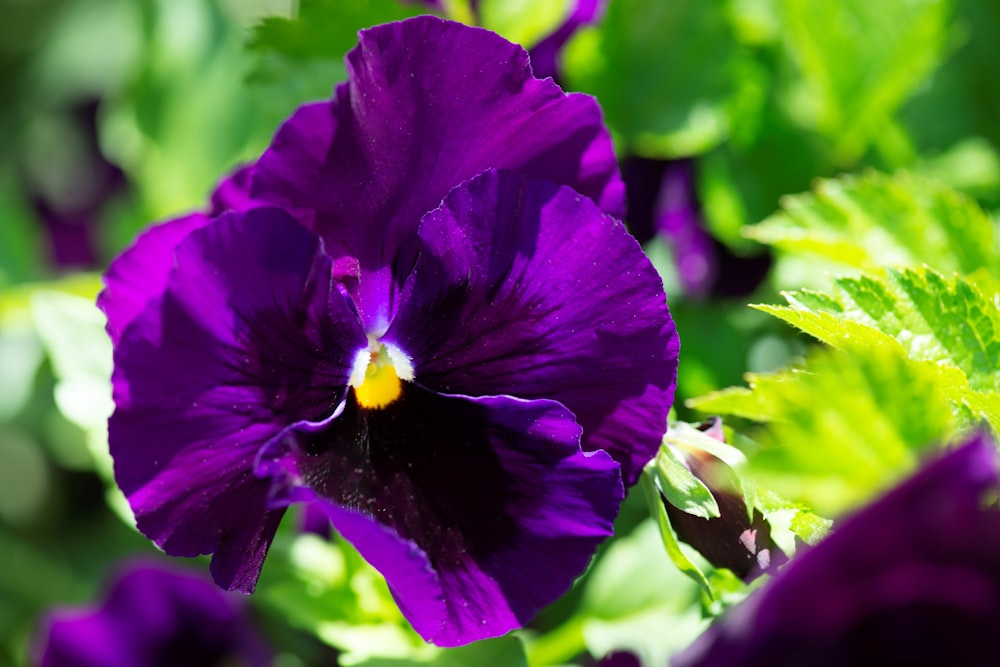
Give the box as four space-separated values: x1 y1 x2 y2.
349 338 414 410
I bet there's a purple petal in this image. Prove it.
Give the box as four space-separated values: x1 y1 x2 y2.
384 170 678 484
34 561 271 667
106 208 367 591
675 432 1000 667
210 163 264 215
653 159 717 297
99 213 210 345
258 385 623 646
250 16 624 330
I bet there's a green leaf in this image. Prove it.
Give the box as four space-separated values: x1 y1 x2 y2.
29 290 113 431
650 444 719 520
745 171 999 276
477 0 573 49
571 520 708 667
247 0 429 127
563 0 757 158
689 344 956 515
0 302 42 422
640 472 713 598
757 267 1000 405
777 0 953 164
753 487 831 553
353 636 529 667
100 0 275 221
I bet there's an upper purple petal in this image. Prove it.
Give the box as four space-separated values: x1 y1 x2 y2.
249 15 624 331
258 386 623 646
675 432 1000 667
384 170 678 484
104 209 367 591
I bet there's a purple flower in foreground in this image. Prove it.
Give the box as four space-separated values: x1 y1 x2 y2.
33 561 270 667
100 17 678 646
674 432 1000 667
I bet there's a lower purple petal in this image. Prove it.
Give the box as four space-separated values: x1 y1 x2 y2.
258 385 623 645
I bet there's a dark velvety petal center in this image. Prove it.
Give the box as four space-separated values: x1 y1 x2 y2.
107 209 367 592
258 384 623 646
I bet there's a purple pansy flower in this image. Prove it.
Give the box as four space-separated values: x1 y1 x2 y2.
99 17 678 647
674 432 1000 667
32 561 270 667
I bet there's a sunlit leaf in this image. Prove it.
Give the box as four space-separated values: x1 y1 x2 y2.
745 171 999 277
778 0 953 164
477 0 573 49
571 520 707 667
29 290 112 431
758 268 1000 412
689 344 956 514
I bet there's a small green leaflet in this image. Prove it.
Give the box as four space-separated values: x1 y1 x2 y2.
745 171 999 278
755 266 1000 431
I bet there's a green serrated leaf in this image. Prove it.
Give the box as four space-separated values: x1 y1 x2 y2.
756 267 1000 429
778 0 952 164
688 344 955 515
745 171 999 275
753 488 831 552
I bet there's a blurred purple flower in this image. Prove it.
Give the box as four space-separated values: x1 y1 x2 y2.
32 561 270 667
529 0 608 82
26 99 127 270
674 432 1000 667
622 157 770 299
99 17 678 647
